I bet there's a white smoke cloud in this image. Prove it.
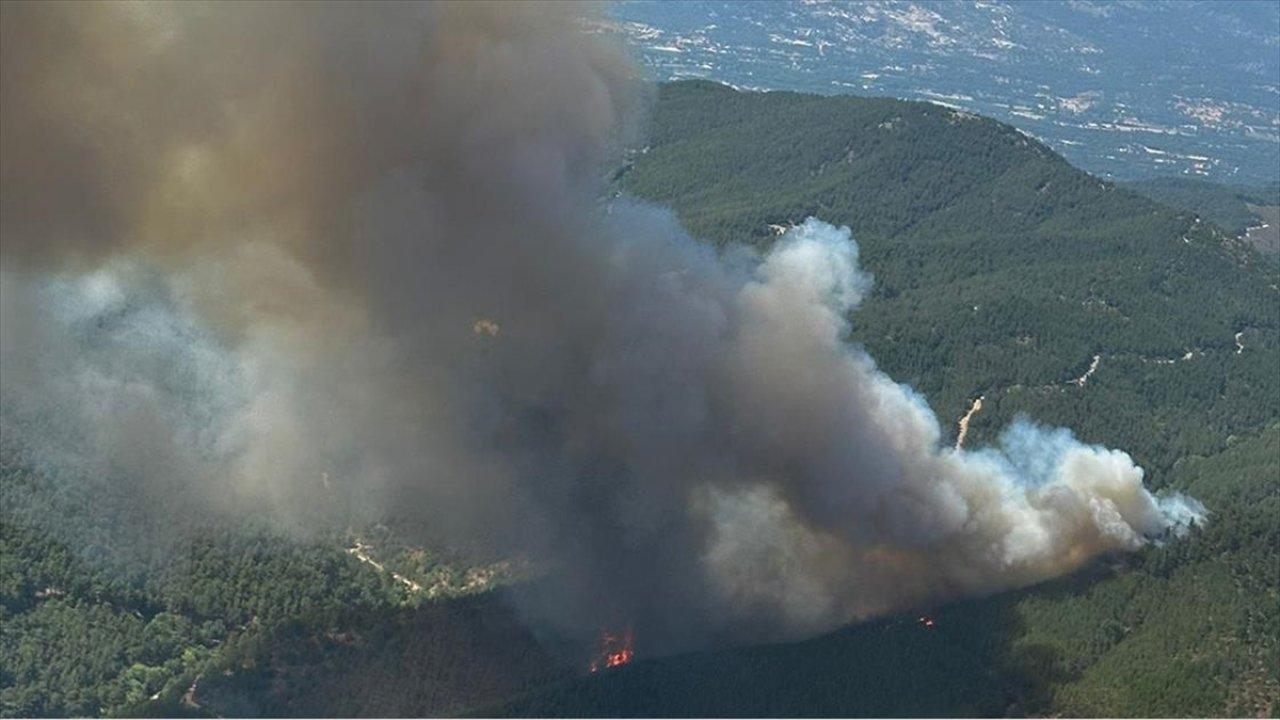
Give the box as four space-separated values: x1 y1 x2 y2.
696 219 1203 636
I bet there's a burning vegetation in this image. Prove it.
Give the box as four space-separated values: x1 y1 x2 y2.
588 629 635 673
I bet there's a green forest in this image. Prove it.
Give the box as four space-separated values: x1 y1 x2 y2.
1120 176 1279 238
2 80 1277 717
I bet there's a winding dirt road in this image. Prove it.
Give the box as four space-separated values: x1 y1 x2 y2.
1072 354 1101 387
347 541 423 592
950 328 1248 451
954 396 984 450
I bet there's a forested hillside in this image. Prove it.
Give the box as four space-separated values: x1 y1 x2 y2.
620 81 1279 485
522 80 1277 717
2 80 1276 718
1120 177 1279 237
0 433 543 717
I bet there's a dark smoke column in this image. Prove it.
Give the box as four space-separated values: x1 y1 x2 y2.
0 1 1202 655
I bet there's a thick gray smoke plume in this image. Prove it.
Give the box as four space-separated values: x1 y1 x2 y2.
1 1 1201 652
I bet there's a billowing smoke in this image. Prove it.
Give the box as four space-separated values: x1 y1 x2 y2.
0 1 1202 652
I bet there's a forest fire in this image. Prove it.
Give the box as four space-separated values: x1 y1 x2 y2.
588 629 635 673
919 615 936 629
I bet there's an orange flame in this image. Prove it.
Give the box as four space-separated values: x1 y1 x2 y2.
588 628 634 673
